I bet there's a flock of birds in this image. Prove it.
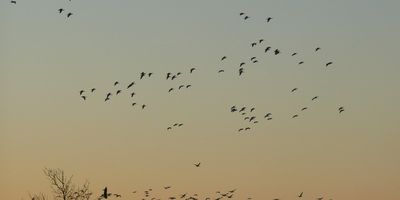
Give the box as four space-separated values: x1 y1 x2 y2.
98 187 332 200
75 11 342 200
10 2 342 199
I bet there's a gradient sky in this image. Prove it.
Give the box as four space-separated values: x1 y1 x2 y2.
1 0 400 199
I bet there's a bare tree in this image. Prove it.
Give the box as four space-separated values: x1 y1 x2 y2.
42 168 92 200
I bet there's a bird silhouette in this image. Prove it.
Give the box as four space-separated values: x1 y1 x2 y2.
292 114 299 118
194 162 201 167
132 103 136 106
67 13 73 18
250 57 256 61
168 88 174 92
114 81 119 86
166 72 171 80
140 72 146 79
239 107 246 112
265 47 271 53
91 88 96 92
178 85 185 90
266 17 273 22
178 123 183 127
127 82 135 89
264 113 272 118
142 104 146 109
186 85 192 88
218 69 225 73
240 62 246 67
259 39 264 43
315 47 321 52
239 12 245 16
11 0 16 4
221 56 227 61
325 62 333 67
292 53 298 56
298 192 303 198
298 61 304 65
301 107 308 111
250 107 255 112
164 186 171 189
238 128 244 132
239 68 244 76
81 96 86 100
252 60 258 63
274 49 280 55
251 42 257 47
312 96 319 101
190 68 196 73
79 90 85 95
291 88 298 92
167 127 172 130
244 16 249 20
148 72 153 77
245 127 250 130
116 90 121 95
58 8 64 13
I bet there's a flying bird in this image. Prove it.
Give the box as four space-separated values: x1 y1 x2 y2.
266 17 273 22
244 16 250 20
240 62 246 67
221 56 227 61
312 96 319 101
250 57 257 61
274 49 280 55
79 90 85 95
298 192 303 198
148 72 153 77
130 92 135 97
265 47 271 53
58 8 64 13
252 60 258 63
292 114 299 118
218 69 225 73
127 82 135 89
291 53 297 56
140 72 146 79
239 12 245 16
250 107 255 112
81 96 86 100
251 42 257 47
325 62 333 67
11 1 16 4
259 39 264 43
190 68 196 73
291 88 298 92
166 72 171 80
67 13 73 18
178 85 185 90
301 107 308 111
194 162 201 167
315 47 321 52
141 104 146 109
114 81 119 86
132 103 136 106
168 88 174 92
298 61 304 65
91 88 96 92
186 85 192 88
116 90 121 95
264 113 272 118
239 107 246 112
239 68 244 76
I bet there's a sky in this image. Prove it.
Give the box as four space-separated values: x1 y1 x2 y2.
1 0 400 199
